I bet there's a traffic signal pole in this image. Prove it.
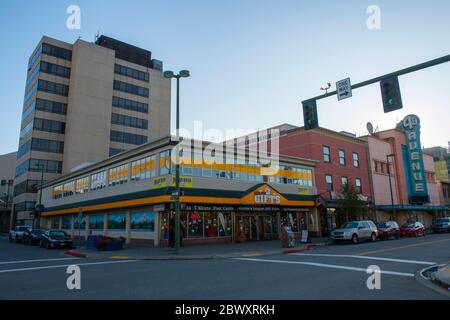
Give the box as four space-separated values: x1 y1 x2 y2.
302 54 450 104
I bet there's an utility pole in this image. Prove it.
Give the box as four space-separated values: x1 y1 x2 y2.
386 154 396 220
163 70 190 253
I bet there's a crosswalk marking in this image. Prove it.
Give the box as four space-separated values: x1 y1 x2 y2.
234 258 416 277
0 260 136 274
289 253 436 265
0 257 80 265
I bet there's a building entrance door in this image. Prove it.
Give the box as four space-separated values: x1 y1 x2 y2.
236 215 259 241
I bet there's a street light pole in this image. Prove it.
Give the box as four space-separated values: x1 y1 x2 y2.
163 70 190 253
386 154 396 220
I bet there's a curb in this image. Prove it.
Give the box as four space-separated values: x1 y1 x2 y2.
64 250 87 258
416 265 450 299
282 244 316 254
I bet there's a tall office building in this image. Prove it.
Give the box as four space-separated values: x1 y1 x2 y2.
13 35 171 225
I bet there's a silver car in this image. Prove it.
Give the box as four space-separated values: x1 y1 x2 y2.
331 220 378 244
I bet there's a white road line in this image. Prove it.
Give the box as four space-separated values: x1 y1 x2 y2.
0 260 136 274
234 258 415 277
0 257 80 265
289 253 436 265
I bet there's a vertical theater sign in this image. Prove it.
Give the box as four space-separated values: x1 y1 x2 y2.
401 115 430 204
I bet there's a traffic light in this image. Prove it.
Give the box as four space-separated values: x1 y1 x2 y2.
380 76 403 113
303 100 318 130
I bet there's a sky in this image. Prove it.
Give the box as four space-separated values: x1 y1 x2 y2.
0 0 449 155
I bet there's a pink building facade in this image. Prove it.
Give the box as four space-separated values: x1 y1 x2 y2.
364 124 444 228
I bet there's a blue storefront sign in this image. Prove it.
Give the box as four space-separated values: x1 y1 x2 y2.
401 115 429 204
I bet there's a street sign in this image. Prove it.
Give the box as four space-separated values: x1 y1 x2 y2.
336 78 352 101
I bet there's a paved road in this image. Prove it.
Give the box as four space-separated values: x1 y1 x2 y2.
0 233 449 299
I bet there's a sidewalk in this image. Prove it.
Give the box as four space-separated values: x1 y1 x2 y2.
430 264 450 291
65 237 330 260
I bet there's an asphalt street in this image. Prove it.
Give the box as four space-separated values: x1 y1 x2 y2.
0 233 449 299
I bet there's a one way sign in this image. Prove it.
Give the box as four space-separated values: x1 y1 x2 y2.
336 78 352 101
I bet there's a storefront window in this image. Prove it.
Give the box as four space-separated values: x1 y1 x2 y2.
188 212 204 238
89 215 104 230
74 215 86 230
217 212 232 237
108 213 126 230
62 217 72 230
51 217 60 229
131 211 155 231
204 212 218 238
281 212 299 232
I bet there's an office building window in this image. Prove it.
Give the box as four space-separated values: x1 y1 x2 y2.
114 64 149 82
14 201 36 212
323 146 331 163
40 61 71 78
111 113 148 130
110 130 147 145
109 148 125 157
339 150 346 165
37 79 69 96
131 155 156 181
113 80 149 97
108 164 129 186
16 159 62 177
28 45 42 70
326 175 333 192
13 180 40 197
22 99 67 122
19 121 34 141
41 43 72 61
24 138 64 154
34 118 65 134
112 96 148 114
355 178 362 194
90 171 107 190
353 152 360 168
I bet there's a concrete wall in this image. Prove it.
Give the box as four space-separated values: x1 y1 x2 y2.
62 40 115 173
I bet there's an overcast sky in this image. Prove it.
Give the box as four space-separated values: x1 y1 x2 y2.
0 0 449 155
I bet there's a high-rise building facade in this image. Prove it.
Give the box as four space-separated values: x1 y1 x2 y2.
13 35 171 225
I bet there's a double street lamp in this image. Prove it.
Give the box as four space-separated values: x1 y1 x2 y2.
386 154 396 220
163 69 190 253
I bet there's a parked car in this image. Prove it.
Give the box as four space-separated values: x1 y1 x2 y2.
431 217 450 233
40 230 73 249
9 226 31 243
22 228 47 245
331 220 378 244
400 222 426 237
377 221 400 240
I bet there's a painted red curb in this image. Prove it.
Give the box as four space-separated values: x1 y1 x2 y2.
282 244 316 254
64 250 87 258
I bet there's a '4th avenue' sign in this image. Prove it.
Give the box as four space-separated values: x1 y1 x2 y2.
401 115 429 204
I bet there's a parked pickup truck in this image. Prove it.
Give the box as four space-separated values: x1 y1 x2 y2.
9 226 31 243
